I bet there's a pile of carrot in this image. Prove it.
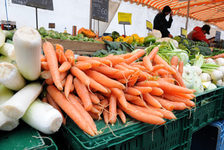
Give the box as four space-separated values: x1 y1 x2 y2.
40 41 195 136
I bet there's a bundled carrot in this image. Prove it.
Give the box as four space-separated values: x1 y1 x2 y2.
41 43 195 136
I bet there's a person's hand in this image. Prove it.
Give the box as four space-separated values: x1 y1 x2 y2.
168 34 173 38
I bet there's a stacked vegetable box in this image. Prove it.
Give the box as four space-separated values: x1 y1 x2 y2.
1 27 224 150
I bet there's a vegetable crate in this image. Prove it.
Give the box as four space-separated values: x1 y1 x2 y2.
60 109 193 150
0 123 57 150
192 86 224 132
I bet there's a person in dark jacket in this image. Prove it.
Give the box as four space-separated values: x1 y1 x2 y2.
187 24 210 44
153 6 173 38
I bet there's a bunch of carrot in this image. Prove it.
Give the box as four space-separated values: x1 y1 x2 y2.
40 41 195 136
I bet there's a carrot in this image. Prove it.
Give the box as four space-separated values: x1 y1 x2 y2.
61 79 66 87
65 49 75 64
74 78 93 111
143 56 153 72
43 42 63 90
89 77 109 93
95 93 106 100
59 61 71 73
125 49 145 64
150 87 164 96
128 70 140 86
153 96 175 111
70 84 75 92
143 93 162 108
138 71 153 82
47 94 66 125
163 94 195 107
100 99 109 109
120 62 139 71
42 97 48 103
55 44 67 64
41 54 46 62
152 64 165 72
76 56 91 61
64 74 73 98
75 61 92 70
168 101 187 110
136 81 159 87
86 70 125 89
68 94 97 133
92 57 112 66
173 93 194 99
148 106 176 120
210 53 224 59
178 61 184 76
134 86 152 94
89 106 101 114
125 94 141 101
130 98 147 107
132 64 147 71
89 92 100 104
85 60 101 68
109 95 117 124
110 88 128 108
134 105 163 118
120 53 133 59
170 56 179 68
105 55 125 66
114 64 130 71
119 102 165 125
158 78 175 84
47 86 95 136
117 108 126 124
118 78 128 84
125 87 141 95
46 71 67 85
89 112 101 120
154 55 176 74
172 66 186 87
93 65 120 76
148 47 159 61
157 80 193 94
103 109 109 124
156 69 170 76
41 62 49 70
70 66 90 87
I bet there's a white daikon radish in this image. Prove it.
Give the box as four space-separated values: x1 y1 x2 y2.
1 83 42 120
0 62 25 91
0 84 13 105
13 26 41 80
0 43 15 60
22 99 62 134
0 111 19 131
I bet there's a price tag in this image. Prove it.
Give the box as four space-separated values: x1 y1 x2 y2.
118 12 132 25
146 20 153 30
181 28 187 37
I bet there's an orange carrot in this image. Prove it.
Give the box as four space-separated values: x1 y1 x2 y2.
111 88 128 108
143 93 162 108
86 70 125 89
61 79 66 87
46 72 67 85
119 102 165 125
89 92 100 104
168 101 187 110
152 64 165 72
70 66 90 87
64 74 73 98
47 86 95 136
47 94 66 125
125 49 145 64
172 66 186 87
143 56 153 72
210 53 224 59
150 87 164 96
74 78 93 111
42 97 48 103
158 78 175 84
41 62 49 70
59 61 71 73
153 96 175 111
170 56 179 68
136 81 159 87
89 112 101 120
148 47 159 60
134 86 152 94
148 106 176 120
92 57 112 66
105 55 125 66
43 42 63 90
178 61 184 76
55 44 67 64
103 109 109 124
109 95 117 124
85 60 101 68
134 105 163 118
125 87 141 95
157 80 193 94
76 56 90 61
75 61 92 70
68 94 97 133
117 108 126 124
132 64 147 71
138 71 153 82
93 65 120 76
41 54 46 62
130 98 147 107
65 49 75 64
120 53 133 59
125 94 141 101
128 70 140 86
89 77 109 93
154 55 176 74
163 94 195 107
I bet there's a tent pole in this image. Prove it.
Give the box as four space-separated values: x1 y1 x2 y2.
89 0 92 30
185 0 190 30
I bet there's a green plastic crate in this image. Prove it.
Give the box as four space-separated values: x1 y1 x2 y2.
0 122 57 150
192 86 224 132
60 108 193 150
